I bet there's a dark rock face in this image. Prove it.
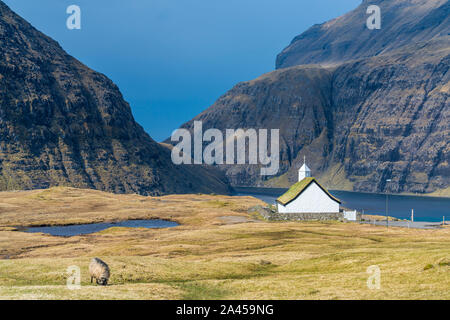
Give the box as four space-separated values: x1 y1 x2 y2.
329 40 449 193
175 67 335 186
175 0 449 194
0 1 229 195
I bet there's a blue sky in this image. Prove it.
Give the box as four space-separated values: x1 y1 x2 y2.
4 0 361 141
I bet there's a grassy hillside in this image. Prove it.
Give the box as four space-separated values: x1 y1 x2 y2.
0 187 448 299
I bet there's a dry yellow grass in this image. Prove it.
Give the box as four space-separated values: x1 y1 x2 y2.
0 187 448 300
362 215 399 221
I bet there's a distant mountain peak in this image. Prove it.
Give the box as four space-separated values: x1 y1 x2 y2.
276 0 449 69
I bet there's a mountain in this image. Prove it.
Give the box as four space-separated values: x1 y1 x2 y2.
0 1 230 195
172 0 449 195
276 0 449 68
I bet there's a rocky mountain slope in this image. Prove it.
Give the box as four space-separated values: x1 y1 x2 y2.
174 0 449 195
0 1 230 195
276 0 449 68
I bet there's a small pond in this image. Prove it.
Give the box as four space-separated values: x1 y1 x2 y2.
24 219 179 237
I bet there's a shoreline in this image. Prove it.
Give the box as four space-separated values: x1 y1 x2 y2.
232 186 450 200
360 220 448 230
233 187 449 224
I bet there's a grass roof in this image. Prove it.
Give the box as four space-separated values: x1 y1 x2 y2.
276 177 341 205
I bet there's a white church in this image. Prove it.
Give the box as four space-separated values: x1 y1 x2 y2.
276 158 341 214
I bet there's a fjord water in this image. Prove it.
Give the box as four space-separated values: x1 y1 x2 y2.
234 187 450 222
25 219 179 237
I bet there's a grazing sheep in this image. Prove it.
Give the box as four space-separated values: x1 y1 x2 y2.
89 258 110 286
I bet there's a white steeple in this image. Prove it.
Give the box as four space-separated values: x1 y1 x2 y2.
298 156 311 181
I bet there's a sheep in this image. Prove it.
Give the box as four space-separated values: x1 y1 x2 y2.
89 258 110 286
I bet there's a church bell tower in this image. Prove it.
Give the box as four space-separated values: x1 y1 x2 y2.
298 156 311 181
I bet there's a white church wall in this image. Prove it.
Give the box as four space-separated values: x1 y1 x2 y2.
277 182 340 213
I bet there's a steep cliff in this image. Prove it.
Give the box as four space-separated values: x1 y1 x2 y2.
174 0 449 194
276 0 449 69
0 1 230 195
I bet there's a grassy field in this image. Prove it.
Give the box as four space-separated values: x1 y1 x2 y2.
0 187 448 300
